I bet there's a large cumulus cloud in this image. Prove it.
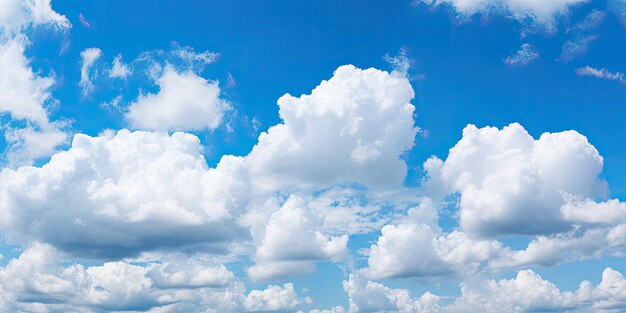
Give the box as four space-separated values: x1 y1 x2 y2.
0 130 250 258
246 64 418 193
426 123 606 237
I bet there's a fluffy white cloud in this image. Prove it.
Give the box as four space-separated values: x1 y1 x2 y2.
0 243 313 312
310 307 346 313
109 53 131 79
0 130 250 258
246 64 418 193
0 38 54 126
3 123 68 166
0 37 68 166
490 197 626 268
450 269 573 312
244 196 348 282
343 272 442 313
366 200 504 279
340 267 626 313
562 197 626 226
418 0 587 27
125 66 231 132
426 123 606 237
147 262 234 289
503 43 539 66
80 47 103 96
0 0 70 37
244 283 310 312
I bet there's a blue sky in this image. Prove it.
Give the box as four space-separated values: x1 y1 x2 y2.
0 0 626 312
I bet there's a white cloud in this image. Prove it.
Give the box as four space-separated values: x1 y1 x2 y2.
490 197 626 268
609 0 626 26
109 53 131 79
310 307 346 313
172 45 219 70
417 0 587 27
125 65 232 132
340 267 626 313
425 123 606 237
343 272 442 313
0 243 314 312
366 200 504 279
561 197 626 226
384 49 412 76
243 196 348 282
244 283 309 312
576 66 625 82
3 123 68 166
569 9 606 33
0 37 68 166
147 262 234 289
559 35 595 62
0 0 70 37
79 47 103 96
246 64 418 194
503 43 539 66
449 269 573 312
0 130 250 258
0 38 54 126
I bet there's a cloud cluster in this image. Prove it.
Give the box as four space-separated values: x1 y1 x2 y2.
337 267 626 313
0 243 310 313
0 63 419 288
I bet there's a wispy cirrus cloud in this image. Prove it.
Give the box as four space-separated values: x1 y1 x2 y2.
504 43 539 66
576 66 625 82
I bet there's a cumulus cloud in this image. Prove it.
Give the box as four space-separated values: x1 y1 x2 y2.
576 66 625 82
243 196 348 282
125 65 232 132
365 198 504 279
417 0 587 28
340 267 626 313
79 47 103 96
425 123 606 237
503 43 539 66
491 196 626 268
0 38 53 125
244 283 310 312
246 64 418 193
343 272 442 313
0 130 250 258
0 37 68 166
